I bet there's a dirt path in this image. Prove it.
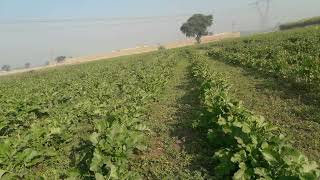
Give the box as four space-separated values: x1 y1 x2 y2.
131 56 212 179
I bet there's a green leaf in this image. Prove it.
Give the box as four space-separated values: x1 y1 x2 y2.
134 124 150 132
95 173 105 180
90 132 100 146
105 161 118 180
0 169 7 178
241 123 251 134
49 127 61 135
0 140 11 157
135 144 147 151
254 167 271 179
234 136 245 146
231 150 246 163
301 161 319 173
217 116 227 125
261 142 269 149
25 150 39 163
233 163 248 180
90 150 103 172
261 149 278 165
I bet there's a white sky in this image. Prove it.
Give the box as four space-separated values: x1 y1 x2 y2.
0 0 320 68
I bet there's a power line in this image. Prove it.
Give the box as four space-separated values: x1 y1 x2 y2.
0 16 191 33
0 14 200 25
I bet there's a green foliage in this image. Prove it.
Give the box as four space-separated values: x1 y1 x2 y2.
0 52 177 179
186 50 320 179
205 26 320 88
180 14 213 43
280 16 320 30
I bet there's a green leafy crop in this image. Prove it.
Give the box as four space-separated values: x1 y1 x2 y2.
0 52 177 179
205 26 320 89
186 50 320 179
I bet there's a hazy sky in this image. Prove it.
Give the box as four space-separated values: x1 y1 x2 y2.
1 0 320 68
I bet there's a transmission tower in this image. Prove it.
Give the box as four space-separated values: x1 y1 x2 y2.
232 20 237 32
249 0 271 30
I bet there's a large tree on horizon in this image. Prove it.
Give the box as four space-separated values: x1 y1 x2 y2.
180 14 213 43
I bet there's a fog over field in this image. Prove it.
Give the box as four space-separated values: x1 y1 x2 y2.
0 0 320 68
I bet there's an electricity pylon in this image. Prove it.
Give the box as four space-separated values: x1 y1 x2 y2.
249 0 271 30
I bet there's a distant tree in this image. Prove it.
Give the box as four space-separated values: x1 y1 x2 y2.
1 65 10 71
55 56 66 63
25 62 31 69
158 45 166 51
45 61 50 66
180 14 214 43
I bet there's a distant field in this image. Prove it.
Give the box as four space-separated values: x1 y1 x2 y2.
1 27 319 179
0 32 239 77
279 16 320 30
204 25 320 88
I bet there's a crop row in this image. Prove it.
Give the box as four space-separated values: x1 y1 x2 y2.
0 52 177 179
205 26 320 88
186 50 320 179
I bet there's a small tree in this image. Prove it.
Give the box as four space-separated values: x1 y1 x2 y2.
55 56 66 63
1 65 10 71
158 45 166 51
180 14 213 43
25 62 31 69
